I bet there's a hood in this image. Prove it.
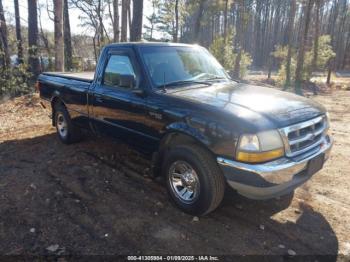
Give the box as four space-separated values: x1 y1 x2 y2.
168 82 326 129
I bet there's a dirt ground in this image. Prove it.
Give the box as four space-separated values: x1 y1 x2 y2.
0 89 349 259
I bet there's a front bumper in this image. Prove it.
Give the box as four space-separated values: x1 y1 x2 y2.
217 135 333 200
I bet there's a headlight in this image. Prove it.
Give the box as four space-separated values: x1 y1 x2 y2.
236 130 284 163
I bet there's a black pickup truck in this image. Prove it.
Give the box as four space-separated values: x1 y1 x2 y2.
38 43 333 215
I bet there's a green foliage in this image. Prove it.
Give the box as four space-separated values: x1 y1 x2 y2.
156 0 187 40
272 35 335 84
271 45 289 60
272 45 296 84
305 35 336 73
0 64 33 97
239 52 252 78
209 36 232 69
277 60 297 85
313 35 336 69
209 32 252 78
143 0 161 40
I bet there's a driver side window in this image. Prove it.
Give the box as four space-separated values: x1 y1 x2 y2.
103 55 135 88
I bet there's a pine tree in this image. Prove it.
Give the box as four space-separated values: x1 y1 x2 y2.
284 0 297 89
64 0 73 71
14 0 23 64
143 0 160 41
130 0 143 41
27 0 40 78
295 0 314 95
54 0 64 71
0 0 10 67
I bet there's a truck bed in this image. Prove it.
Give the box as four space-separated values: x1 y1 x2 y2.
42 72 95 83
39 71 93 111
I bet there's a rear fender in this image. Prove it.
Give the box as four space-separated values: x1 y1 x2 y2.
50 93 65 126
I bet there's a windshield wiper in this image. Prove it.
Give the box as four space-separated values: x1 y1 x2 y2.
157 80 212 90
203 76 227 81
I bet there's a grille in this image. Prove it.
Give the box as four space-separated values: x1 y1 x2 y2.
279 115 328 157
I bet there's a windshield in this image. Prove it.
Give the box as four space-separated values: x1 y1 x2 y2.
139 45 230 88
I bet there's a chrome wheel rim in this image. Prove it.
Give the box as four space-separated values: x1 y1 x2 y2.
56 113 68 138
169 161 200 204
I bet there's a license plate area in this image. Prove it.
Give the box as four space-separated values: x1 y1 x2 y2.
307 153 325 176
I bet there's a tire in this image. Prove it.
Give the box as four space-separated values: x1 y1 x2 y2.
54 103 82 144
162 144 225 216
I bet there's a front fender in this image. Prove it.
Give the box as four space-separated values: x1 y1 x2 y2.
165 122 211 147
164 118 238 159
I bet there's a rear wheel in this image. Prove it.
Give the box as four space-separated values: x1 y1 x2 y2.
162 144 225 215
54 104 82 144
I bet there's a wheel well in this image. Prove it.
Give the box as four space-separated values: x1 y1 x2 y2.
152 132 211 177
51 97 64 126
160 132 200 150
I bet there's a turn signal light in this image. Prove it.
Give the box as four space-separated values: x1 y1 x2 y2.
236 148 284 163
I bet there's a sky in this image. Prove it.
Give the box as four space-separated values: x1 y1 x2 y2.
2 0 154 36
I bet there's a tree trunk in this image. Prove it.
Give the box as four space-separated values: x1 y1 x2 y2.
93 34 98 63
267 58 272 79
326 0 339 78
233 50 242 79
223 0 228 41
130 0 143 41
127 1 131 39
113 0 120 42
268 2 281 80
0 0 10 68
194 0 205 43
174 0 179 42
326 62 332 84
27 0 40 78
312 0 321 71
233 4 240 78
54 0 64 72
233 0 245 79
121 0 129 42
253 0 262 67
97 0 104 48
284 0 296 89
260 2 270 67
334 0 347 70
64 0 73 71
326 58 334 85
38 4 52 70
14 0 23 64
341 32 350 69
295 0 314 95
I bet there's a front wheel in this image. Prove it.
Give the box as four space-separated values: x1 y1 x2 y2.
162 144 226 216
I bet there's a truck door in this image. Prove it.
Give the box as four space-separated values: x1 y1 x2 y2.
90 49 156 146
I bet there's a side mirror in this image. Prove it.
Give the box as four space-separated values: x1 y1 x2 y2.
119 74 136 89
